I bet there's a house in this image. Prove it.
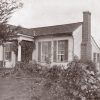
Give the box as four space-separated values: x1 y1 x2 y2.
0 11 100 68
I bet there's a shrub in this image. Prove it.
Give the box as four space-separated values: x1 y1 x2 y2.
0 61 3 68
12 61 49 78
45 65 63 82
43 60 100 100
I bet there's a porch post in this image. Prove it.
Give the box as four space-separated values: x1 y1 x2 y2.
18 40 21 61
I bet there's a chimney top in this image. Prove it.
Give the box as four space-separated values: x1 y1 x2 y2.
83 11 91 15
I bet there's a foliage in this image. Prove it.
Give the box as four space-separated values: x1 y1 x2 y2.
0 0 22 23
11 40 18 55
43 61 100 100
21 40 35 62
12 61 47 77
0 0 23 67
45 65 62 82
1 60 100 99
0 0 23 43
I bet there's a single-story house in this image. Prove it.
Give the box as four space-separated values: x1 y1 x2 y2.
0 11 100 69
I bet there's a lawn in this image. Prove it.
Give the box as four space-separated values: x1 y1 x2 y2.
0 77 44 100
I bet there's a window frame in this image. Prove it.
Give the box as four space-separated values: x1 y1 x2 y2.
38 39 68 63
38 41 51 63
4 43 12 61
53 39 69 63
57 40 68 63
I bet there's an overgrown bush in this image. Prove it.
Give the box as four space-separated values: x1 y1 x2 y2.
43 60 100 100
45 65 62 81
10 61 48 78
1 60 100 100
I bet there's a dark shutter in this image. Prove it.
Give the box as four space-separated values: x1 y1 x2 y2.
99 53 100 62
64 40 68 61
38 42 41 62
48 41 51 61
53 41 57 62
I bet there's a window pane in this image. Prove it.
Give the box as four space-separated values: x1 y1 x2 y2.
5 43 12 61
58 50 64 54
5 44 11 52
58 41 65 50
5 52 11 60
42 41 51 62
58 55 64 62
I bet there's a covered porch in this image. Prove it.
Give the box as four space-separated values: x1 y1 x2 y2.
3 34 35 68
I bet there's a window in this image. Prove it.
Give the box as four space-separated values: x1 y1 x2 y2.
5 44 11 61
97 53 100 62
53 40 68 62
38 41 51 62
93 53 96 62
38 40 68 63
93 53 100 63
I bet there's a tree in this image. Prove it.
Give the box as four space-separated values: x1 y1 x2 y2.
0 0 23 67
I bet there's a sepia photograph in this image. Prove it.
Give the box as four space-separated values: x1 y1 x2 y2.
0 0 100 100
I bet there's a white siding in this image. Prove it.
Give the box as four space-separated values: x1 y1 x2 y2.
73 25 82 59
0 45 3 61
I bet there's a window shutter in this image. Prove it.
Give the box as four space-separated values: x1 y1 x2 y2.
38 42 41 62
97 53 99 62
48 41 51 61
99 53 100 62
53 41 57 62
64 40 68 61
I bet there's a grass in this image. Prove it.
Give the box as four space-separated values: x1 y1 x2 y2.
0 77 44 100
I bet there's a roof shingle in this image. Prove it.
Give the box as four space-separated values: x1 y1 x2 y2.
8 22 82 37
32 22 82 36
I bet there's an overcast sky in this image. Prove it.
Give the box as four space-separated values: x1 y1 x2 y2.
9 0 100 45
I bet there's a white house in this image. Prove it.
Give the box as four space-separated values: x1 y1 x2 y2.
0 11 100 68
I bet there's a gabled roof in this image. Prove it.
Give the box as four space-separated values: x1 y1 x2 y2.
8 22 82 37
32 22 82 36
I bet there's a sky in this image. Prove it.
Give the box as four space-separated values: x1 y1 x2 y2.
9 0 100 46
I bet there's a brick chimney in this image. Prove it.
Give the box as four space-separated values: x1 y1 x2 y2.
81 11 92 61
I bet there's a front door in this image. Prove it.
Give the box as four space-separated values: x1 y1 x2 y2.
21 41 34 63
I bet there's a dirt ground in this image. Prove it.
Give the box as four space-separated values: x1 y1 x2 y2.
0 77 44 100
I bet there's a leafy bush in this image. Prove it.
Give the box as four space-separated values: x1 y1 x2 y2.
1 60 99 100
43 60 100 100
45 65 62 82
11 61 49 78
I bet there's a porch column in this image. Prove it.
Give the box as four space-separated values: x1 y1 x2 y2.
18 40 21 61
